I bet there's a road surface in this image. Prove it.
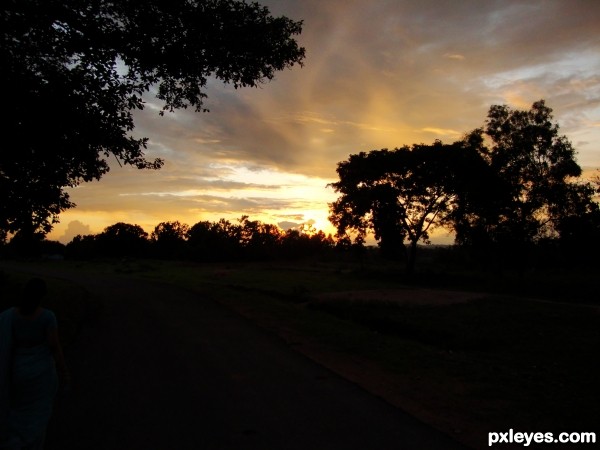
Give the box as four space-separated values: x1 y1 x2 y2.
7 265 467 449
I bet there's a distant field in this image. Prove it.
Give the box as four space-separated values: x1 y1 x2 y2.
2 258 598 448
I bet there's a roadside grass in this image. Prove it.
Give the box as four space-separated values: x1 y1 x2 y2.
0 268 93 346
3 258 598 448
110 258 600 445
311 296 600 428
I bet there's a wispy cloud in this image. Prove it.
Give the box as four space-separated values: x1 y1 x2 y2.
420 127 463 138
49 0 600 242
444 53 465 61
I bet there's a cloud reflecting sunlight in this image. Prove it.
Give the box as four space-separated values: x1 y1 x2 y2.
48 0 600 243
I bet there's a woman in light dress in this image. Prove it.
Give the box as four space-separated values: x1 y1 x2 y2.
0 278 69 450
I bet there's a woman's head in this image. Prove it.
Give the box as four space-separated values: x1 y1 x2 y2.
18 278 47 315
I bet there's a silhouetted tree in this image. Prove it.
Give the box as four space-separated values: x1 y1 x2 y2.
552 183 600 264
3 232 46 258
59 216 340 262
455 101 596 254
151 221 189 258
238 216 282 260
193 219 242 261
329 141 482 273
307 230 335 254
96 222 149 258
65 234 98 259
280 228 334 259
187 221 215 261
1 0 305 239
188 219 243 261
593 171 600 192
280 229 307 259
451 129 513 251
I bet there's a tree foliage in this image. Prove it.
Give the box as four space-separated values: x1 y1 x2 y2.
151 221 190 258
329 100 599 272
64 217 336 261
0 0 305 237
329 141 486 273
97 222 149 257
454 100 598 248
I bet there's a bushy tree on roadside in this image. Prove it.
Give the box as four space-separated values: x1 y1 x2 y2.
1 0 305 239
238 216 282 260
329 140 487 273
59 216 338 262
151 221 190 259
454 101 598 257
188 219 243 261
280 228 335 260
65 234 98 259
96 222 149 258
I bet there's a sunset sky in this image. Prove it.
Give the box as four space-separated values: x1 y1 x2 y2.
48 0 600 244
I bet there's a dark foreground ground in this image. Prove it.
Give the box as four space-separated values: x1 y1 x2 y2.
7 265 467 450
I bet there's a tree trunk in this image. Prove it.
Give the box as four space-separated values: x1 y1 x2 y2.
406 239 418 275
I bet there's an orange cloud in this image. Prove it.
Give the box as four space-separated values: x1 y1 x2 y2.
49 0 600 245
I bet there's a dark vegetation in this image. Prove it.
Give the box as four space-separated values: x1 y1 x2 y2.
4 100 598 287
1 0 305 240
330 100 600 274
0 216 338 262
305 288 600 435
1 0 598 280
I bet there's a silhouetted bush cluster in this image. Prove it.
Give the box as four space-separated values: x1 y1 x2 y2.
0 233 66 259
1 216 598 272
63 216 338 262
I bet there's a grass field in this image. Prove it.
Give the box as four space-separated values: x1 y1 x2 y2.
2 257 598 448
108 257 600 447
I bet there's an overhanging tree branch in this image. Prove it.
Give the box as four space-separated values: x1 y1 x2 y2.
1 0 305 237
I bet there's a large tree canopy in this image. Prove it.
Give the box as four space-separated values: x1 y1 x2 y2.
329 100 599 272
0 0 305 238
454 100 598 248
329 140 487 273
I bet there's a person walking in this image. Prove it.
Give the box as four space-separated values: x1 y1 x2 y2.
0 278 69 450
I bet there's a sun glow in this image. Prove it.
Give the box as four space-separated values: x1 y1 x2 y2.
43 1 600 246
48 163 339 243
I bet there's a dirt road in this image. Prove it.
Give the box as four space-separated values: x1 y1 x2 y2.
8 265 467 449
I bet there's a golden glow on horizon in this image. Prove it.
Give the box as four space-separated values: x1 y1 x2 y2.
45 1 600 245
48 165 339 243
